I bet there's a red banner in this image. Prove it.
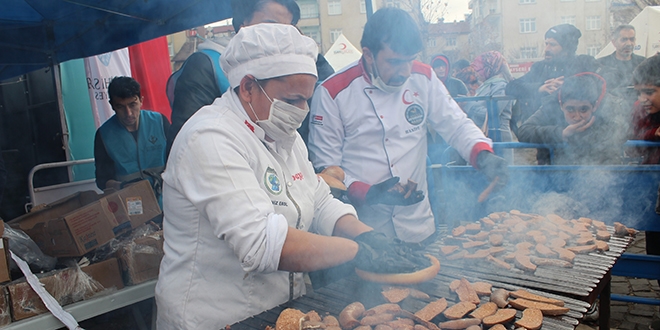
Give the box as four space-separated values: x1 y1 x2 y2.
129 37 172 120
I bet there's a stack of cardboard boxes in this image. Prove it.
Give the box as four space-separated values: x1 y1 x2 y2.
0 180 164 325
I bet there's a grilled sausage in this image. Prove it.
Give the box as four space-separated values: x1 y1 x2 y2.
360 314 394 326
462 241 488 249
552 247 576 262
464 249 491 260
365 304 402 316
509 290 565 306
446 250 468 261
469 301 498 320
470 231 489 241
465 223 481 234
414 298 447 322
490 324 506 330
323 315 340 327
456 278 481 304
410 288 431 300
452 226 466 237
482 308 517 327
490 288 510 308
534 244 557 258
514 308 543 330
529 256 572 268
480 217 496 230
472 282 493 296
449 279 461 292
489 234 504 246
339 302 366 329
382 287 410 303
596 231 611 241
465 326 481 330
595 240 609 252
486 256 512 270
508 298 569 316
514 254 537 272
566 244 597 254
440 246 460 256
373 325 391 330
443 301 477 320
437 318 481 329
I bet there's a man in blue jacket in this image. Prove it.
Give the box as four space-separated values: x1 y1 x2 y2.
94 76 169 199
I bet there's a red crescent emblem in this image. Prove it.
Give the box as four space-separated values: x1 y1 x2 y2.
340 43 347 50
402 89 413 105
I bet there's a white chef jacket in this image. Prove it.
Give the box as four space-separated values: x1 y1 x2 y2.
156 91 357 329
308 59 491 243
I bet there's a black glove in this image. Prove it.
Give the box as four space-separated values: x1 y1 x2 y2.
353 241 421 274
354 231 423 254
353 231 430 273
365 177 425 206
476 151 509 187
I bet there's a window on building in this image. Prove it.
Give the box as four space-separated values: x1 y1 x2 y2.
427 39 436 48
328 0 342 15
300 1 319 19
300 26 321 45
330 29 343 43
560 16 576 25
446 37 457 47
519 18 536 33
519 0 536 4
587 45 600 57
360 0 366 13
586 16 601 30
385 0 401 9
520 47 538 59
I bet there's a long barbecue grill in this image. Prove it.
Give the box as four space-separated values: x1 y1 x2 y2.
231 223 633 330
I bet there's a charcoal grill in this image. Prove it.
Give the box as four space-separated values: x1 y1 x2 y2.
231 226 630 330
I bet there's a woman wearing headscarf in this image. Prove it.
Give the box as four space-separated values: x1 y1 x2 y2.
156 24 427 329
464 51 515 163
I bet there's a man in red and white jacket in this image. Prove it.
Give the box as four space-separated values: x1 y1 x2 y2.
308 8 508 243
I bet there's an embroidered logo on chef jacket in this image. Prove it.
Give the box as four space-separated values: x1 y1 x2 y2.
264 167 282 195
405 104 425 126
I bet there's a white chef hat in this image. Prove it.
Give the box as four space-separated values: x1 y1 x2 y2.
220 23 318 88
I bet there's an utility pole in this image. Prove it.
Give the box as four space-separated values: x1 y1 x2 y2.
366 0 374 19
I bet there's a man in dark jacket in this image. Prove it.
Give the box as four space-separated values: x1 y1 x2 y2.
506 24 603 125
597 25 645 102
167 0 334 153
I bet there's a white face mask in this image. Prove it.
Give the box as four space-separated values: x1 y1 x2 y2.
248 81 309 143
370 61 407 94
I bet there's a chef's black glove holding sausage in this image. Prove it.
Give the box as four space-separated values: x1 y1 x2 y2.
353 231 431 273
364 177 424 206
476 151 509 189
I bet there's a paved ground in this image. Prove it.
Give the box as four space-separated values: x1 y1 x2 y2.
577 231 660 330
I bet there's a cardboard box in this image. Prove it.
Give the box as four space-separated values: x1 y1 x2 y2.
0 222 11 284
9 180 161 257
0 286 10 326
118 230 163 285
7 258 123 321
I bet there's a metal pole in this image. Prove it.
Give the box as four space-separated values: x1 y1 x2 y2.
366 0 374 19
53 64 73 181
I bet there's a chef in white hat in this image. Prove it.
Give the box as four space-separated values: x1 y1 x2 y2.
155 24 425 329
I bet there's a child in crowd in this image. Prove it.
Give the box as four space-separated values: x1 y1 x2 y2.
630 54 660 300
518 72 626 165
630 54 660 164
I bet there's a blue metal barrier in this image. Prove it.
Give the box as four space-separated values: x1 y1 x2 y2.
610 253 660 305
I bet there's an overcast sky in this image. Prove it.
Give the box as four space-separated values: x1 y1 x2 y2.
443 0 471 22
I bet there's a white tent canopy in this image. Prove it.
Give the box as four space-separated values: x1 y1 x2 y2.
324 34 362 72
596 6 660 58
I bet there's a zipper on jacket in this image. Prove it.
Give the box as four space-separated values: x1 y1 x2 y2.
286 187 302 301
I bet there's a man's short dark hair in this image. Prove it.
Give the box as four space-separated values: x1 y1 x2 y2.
360 7 423 57
231 0 300 33
108 76 141 103
612 24 635 39
560 74 604 105
633 54 660 87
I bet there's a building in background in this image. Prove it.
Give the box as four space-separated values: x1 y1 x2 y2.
469 0 611 71
426 21 471 64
